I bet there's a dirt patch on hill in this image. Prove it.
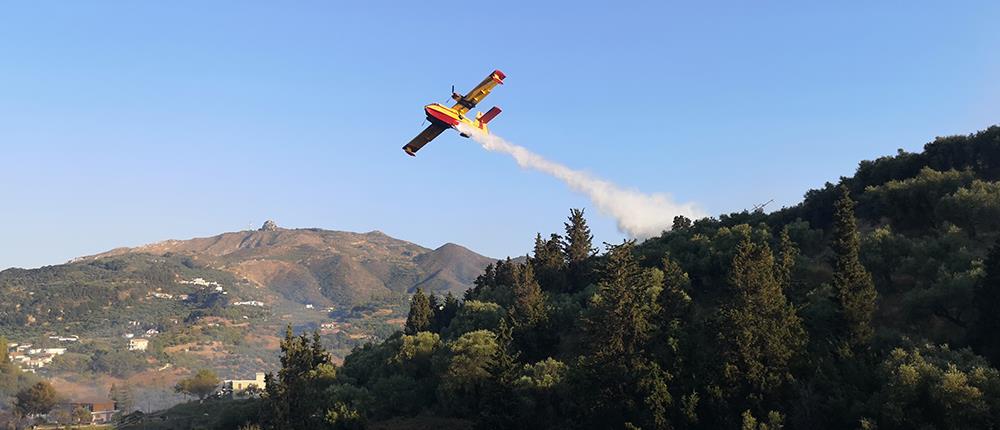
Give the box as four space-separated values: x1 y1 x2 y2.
245 332 282 350
163 341 229 359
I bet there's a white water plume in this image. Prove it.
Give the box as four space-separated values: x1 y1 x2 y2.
456 123 705 240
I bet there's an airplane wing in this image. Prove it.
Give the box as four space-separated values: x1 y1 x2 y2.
403 123 448 156
451 69 506 115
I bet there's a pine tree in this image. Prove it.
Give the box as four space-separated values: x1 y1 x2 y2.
577 241 668 428
266 326 336 430
657 255 692 368
564 209 595 263
434 292 460 333
108 383 118 408
468 263 496 301
718 239 806 404
564 208 595 289
585 241 660 360
479 319 521 429
466 258 518 307
831 186 877 351
110 382 134 414
775 226 799 292
493 318 520 381
973 239 1000 364
494 258 517 290
531 233 567 292
659 255 692 321
428 293 441 327
532 233 546 261
405 288 432 335
119 383 134 414
511 262 546 328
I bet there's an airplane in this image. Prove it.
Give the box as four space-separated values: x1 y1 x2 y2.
403 69 506 156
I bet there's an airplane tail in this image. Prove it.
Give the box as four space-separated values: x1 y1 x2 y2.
479 106 502 125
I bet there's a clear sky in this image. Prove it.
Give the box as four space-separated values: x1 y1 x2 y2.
2 1 998 269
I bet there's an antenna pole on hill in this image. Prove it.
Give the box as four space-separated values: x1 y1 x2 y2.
752 199 774 213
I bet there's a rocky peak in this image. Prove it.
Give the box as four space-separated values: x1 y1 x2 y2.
259 220 279 232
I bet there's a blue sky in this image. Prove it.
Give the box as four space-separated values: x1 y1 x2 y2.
1 1 998 269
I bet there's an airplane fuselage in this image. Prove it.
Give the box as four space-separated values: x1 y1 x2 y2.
424 103 489 136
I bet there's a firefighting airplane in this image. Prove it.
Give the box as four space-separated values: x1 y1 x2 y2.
402 69 506 156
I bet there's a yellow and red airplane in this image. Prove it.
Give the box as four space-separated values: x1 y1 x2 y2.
403 69 506 156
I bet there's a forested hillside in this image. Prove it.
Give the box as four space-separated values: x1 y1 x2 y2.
144 126 1000 430
0 226 494 418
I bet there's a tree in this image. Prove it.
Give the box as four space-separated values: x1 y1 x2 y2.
445 300 505 339
109 382 135 414
775 226 799 292
659 255 692 323
564 209 596 263
432 292 460 333
656 255 692 386
511 262 546 328
872 344 1000 429
467 258 519 306
264 327 336 430
14 381 58 417
478 319 522 429
438 330 499 416
864 167 973 232
174 369 220 401
831 186 878 352
325 402 365 430
575 241 669 428
973 240 1000 364
564 208 596 288
938 180 1000 237
717 239 805 408
73 406 92 425
0 337 8 365
584 241 660 360
404 288 432 335
428 293 440 322
532 233 567 292
672 215 693 231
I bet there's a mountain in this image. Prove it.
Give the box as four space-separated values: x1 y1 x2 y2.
0 223 497 409
82 223 494 306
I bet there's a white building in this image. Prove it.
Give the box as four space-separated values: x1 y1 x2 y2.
223 372 267 395
180 278 220 287
233 300 264 307
128 338 149 351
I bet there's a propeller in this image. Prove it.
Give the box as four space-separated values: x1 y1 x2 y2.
441 85 453 104
449 85 462 103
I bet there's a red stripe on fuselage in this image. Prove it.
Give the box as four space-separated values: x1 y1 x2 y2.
425 106 460 126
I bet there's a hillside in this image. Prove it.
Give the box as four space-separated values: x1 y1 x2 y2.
0 225 494 414
205 125 1000 430
83 223 494 306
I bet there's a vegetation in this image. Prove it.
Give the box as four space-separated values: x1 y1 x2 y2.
66 125 1000 428
14 380 58 417
175 369 221 401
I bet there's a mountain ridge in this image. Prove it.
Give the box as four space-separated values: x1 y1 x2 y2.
77 223 495 305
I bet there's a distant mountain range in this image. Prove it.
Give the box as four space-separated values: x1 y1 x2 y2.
80 221 495 306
